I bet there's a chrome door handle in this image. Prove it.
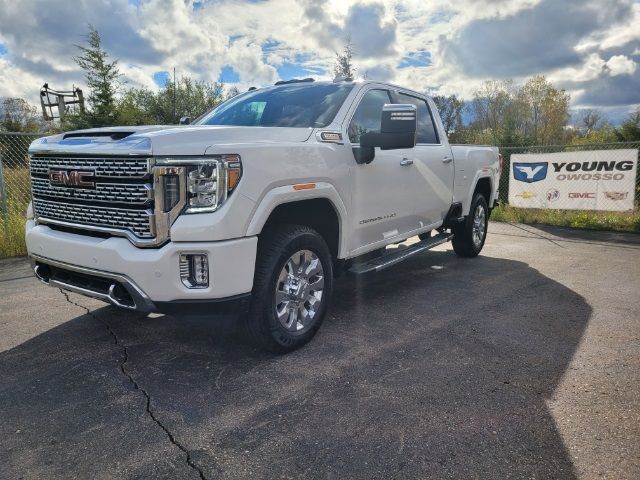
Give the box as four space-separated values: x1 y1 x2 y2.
400 158 414 166
442 156 453 163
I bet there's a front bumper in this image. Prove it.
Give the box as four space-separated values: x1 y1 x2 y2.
26 220 257 313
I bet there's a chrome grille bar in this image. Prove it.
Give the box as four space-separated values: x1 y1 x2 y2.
30 155 150 178
31 177 152 205
33 198 155 238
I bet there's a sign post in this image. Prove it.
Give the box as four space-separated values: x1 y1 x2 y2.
0 155 7 236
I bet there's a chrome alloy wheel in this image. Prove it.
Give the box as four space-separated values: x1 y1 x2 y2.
472 204 486 248
274 249 325 333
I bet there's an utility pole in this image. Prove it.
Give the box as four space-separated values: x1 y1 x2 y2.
173 67 177 123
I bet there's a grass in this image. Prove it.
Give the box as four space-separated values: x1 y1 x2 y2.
0 204 28 258
1 166 30 258
491 204 640 233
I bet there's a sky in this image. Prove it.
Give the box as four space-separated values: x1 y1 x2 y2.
0 0 638 124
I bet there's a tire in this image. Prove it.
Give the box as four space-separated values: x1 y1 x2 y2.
452 194 488 258
245 224 333 353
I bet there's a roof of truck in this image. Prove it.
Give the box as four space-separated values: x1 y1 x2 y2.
256 78 428 99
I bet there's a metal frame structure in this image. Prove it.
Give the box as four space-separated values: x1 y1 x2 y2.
39 83 85 121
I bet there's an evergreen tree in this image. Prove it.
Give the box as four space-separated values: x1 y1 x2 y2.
73 25 120 127
333 41 356 81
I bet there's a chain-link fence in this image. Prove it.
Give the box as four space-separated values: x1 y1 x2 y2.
0 132 41 257
0 132 639 258
497 142 640 208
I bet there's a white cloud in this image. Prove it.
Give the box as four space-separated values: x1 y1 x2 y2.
605 55 636 76
0 0 638 118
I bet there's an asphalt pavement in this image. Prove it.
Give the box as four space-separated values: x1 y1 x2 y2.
1 222 639 480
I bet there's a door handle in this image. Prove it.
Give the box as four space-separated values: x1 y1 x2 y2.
400 158 414 166
442 156 453 163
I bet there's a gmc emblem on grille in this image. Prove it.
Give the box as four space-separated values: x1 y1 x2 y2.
49 169 96 189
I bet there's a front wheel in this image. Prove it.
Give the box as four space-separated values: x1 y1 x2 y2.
452 194 488 258
245 224 333 352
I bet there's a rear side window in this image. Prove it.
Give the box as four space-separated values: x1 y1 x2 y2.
348 89 392 143
397 93 439 144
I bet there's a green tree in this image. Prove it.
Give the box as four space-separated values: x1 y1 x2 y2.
115 76 226 125
333 41 356 81
517 75 570 145
0 98 42 132
570 128 618 145
73 25 120 127
466 76 570 146
615 107 640 141
152 76 225 123
469 80 517 145
432 94 465 137
115 88 156 126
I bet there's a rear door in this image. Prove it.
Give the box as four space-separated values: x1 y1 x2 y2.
345 87 420 254
394 92 454 226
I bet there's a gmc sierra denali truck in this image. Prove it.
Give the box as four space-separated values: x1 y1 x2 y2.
26 79 501 352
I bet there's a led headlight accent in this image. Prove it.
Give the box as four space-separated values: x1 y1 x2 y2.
162 174 180 212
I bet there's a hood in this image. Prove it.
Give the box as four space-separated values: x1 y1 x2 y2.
28 125 315 156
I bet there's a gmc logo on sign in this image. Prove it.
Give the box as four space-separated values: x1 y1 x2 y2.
568 192 595 199
49 169 96 189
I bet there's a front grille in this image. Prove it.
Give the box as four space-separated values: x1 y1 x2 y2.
30 155 149 178
32 198 154 238
30 154 155 242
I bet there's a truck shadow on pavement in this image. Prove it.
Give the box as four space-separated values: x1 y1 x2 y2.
0 250 591 479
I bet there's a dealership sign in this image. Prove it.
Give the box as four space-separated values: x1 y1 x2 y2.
508 149 637 211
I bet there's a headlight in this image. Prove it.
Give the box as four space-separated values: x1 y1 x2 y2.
187 162 218 212
154 155 242 214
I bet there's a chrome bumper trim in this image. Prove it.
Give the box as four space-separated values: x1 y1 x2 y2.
30 254 156 312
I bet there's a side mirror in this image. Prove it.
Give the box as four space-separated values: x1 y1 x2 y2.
179 116 191 125
354 104 417 164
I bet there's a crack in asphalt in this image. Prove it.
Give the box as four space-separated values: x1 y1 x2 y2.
59 289 208 480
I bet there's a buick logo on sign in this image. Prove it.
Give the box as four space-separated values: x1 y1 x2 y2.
513 162 548 183
49 169 96 189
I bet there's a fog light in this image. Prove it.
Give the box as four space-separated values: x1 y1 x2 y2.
179 253 209 288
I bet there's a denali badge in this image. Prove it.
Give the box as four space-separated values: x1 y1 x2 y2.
49 169 96 189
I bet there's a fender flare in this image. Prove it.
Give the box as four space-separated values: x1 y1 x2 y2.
245 182 349 258
463 172 495 215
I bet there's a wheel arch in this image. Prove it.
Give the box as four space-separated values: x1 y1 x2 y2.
245 183 347 259
463 175 494 215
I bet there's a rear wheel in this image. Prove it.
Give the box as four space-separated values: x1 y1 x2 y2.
452 193 488 258
245 225 333 352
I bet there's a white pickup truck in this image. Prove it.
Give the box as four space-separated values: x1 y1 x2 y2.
26 79 501 351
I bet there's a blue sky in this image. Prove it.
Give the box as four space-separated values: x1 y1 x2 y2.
0 0 638 123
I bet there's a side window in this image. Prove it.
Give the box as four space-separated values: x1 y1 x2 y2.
397 93 439 144
348 89 392 143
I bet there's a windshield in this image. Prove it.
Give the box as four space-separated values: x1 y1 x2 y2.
196 83 354 128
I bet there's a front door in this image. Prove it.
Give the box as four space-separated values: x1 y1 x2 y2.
394 92 454 227
346 88 419 254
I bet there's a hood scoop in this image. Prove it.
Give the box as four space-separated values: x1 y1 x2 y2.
61 131 135 144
